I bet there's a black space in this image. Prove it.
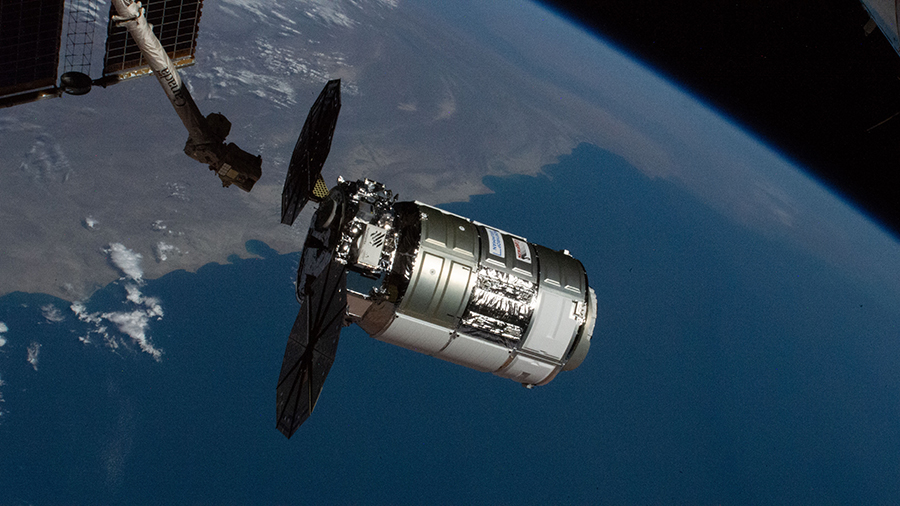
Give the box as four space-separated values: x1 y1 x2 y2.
539 0 900 239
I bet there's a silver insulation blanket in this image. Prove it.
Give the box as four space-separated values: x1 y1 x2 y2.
385 202 421 303
460 267 536 347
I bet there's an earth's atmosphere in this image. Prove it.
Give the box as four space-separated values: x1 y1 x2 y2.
1 0 899 503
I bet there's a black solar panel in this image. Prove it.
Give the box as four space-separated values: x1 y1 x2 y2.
103 0 202 78
0 0 65 98
282 80 342 226
276 258 347 438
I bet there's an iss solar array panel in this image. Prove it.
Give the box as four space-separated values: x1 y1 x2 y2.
0 0 65 100
103 0 202 79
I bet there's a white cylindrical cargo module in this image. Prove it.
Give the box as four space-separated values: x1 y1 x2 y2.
324 179 596 387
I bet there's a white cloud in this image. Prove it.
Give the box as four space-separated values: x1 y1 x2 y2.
164 182 189 201
123 284 164 317
124 284 143 305
27 342 41 371
302 0 355 27
84 216 98 229
155 242 179 262
106 243 143 281
435 89 457 120
71 302 111 348
0 322 6 347
71 302 99 324
114 284 164 360
41 304 65 323
70 283 164 360
0 373 6 421
19 133 72 183
101 311 163 360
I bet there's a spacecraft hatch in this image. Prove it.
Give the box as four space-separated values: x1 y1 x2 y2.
276 80 597 438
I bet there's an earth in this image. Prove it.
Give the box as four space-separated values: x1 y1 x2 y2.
1 0 899 503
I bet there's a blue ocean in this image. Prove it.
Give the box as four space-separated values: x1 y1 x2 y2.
1 143 898 504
